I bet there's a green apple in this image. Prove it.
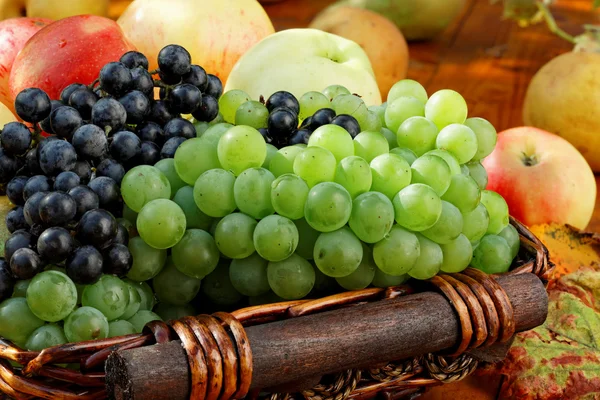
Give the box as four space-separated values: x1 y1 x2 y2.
225 29 382 106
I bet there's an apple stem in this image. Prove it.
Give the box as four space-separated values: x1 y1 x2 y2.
88 78 100 90
536 2 576 44
521 152 539 166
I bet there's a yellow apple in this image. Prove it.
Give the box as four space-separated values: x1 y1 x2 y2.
310 6 409 100
0 102 16 126
523 51 600 172
25 0 109 19
225 29 382 106
118 0 274 83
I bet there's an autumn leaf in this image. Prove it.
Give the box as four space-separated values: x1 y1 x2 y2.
498 268 600 399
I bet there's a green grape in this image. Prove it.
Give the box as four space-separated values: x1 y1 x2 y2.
127 310 162 333
137 199 187 249
440 234 473 273
202 123 234 145
64 307 109 342
314 227 363 277
269 145 305 177
368 103 387 126
464 117 497 160
153 259 201 306
462 203 490 244
82 276 129 321
441 174 481 213
217 125 267 176
26 271 77 322
117 218 137 240
390 147 417 165
124 279 155 311
202 263 244 306
248 291 286 306
384 96 425 133
267 254 315 300
270 174 309 220
229 253 270 296
174 138 221 185
75 283 85 304
127 236 167 281
263 144 278 169
308 124 354 163
25 324 67 351
421 201 463 244
108 320 137 338
410 154 451 196
0 297 44 344
299 91 332 121
218 89 251 123
336 243 375 290
331 94 368 123
436 124 478 164
466 161 488 190
393 184 442 231
370 153 411 199
294 144 307 149
209 112 225 125
360 110 383 132
425 149 461 176
461 164 470 175
322 84 351 102
396 116 438 156
293 218 320 260
172 186 213 231
154 303 197 322
481 190 510 234
193 169 237 217
234 168 275 219
12 279 30 297
120 282 142 320
121 165 171 212
304 182 352 232
334 156 372 199
471 235 512 274
349 192 394 243
194 121 209 137
254 215 299 262
387 79 428 104
373 225 420 276
154 158 187 198
408 234 443 280
380 127 398 149
425 89 468 130
499 224 520 259
353 131 389 162
173 229 220 278
235 100 269 129
214 213 257 259
372 269 409 288
122 203 138 223
293 146 336 188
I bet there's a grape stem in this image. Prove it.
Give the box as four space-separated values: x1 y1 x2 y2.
88 78 100 90
536 2 576 44
153 80 169 89
149 69 159 75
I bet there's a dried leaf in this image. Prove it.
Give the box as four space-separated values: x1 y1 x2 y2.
529 223 600 279
498 268 600 399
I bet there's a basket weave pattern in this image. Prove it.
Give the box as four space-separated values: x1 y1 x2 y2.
0 217 553 400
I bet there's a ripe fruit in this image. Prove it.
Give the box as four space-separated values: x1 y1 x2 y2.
225 29 382 107
523 52 600 171
309 6 409 99
10 15 135 101
483 126 596 230
118 0 274 82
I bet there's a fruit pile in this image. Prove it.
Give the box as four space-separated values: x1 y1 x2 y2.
0 44 520 352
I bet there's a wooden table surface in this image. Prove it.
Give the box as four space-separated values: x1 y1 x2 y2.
263 1 600 398
263 0 600 236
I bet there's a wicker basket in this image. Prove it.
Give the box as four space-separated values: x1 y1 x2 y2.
0 217 552 400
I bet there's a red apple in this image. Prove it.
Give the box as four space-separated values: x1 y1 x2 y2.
9 15 135 101
0 17 52 111
483 127 596 230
